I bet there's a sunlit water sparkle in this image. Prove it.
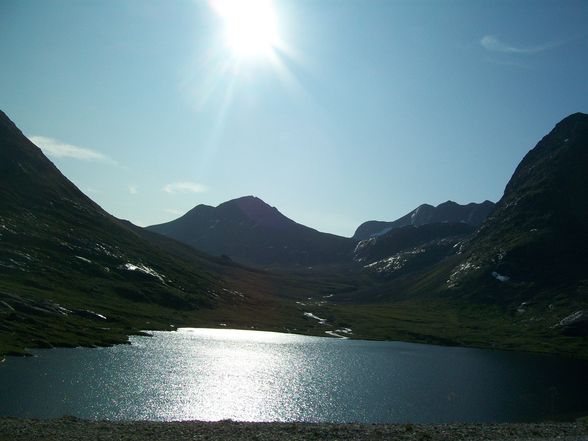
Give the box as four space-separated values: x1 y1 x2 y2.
1 328 587 423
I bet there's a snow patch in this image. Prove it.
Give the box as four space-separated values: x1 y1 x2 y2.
325 330 349 339
364 249 425 273
222 288 245 298
354 238 376 256
121 263 165 282
94 243 119 258
447 260 480 287
303 312 328 325
492 271 510 282
558 311 585 327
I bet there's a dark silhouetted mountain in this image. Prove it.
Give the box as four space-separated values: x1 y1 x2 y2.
148 196 354 266
353 200 495 241
445 113 588 317
0 110 270 354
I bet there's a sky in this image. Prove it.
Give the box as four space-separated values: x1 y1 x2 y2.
1 0 587 237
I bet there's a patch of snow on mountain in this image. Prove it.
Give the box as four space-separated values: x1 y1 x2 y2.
558 310 585 327
491 271 510 282
121 263 165 282
365 255 406 272
303 312 328 325
325 330 349 339
364 249 425 273
447 260 480 287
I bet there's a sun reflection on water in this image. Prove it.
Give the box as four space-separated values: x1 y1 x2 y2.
2 328 588 423
145 328 328 421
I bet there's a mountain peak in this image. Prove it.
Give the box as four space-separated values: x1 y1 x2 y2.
215 195 293 229
558 111 588 124
148 195 352 265
222 195 269 210
547 112 588 141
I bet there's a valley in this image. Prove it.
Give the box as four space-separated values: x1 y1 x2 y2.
1 110 587 360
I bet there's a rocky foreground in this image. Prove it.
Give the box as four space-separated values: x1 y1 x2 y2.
1 418 587 441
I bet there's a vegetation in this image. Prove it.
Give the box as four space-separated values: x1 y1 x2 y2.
1 110 587 361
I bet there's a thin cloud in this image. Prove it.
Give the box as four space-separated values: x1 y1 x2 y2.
480 35 560 54
129 185 139 195
163 181 208 194
29 135 117 165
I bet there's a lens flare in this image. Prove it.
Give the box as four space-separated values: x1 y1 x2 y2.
211 0 279 58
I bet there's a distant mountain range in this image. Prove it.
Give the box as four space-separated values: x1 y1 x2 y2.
353 200 495 241
149 197 496 267
148 196 354 266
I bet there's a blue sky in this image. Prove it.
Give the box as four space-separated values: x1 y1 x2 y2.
1 0 587 237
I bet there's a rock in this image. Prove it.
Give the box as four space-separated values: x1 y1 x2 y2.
557 310 588 336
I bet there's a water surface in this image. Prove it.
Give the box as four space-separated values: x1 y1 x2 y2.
1 328 587 423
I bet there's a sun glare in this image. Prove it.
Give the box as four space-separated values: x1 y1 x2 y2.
211 0 279 58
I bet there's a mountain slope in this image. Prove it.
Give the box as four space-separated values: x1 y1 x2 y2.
321 113 588 358
447 113 588 295
0 111 331 356
354 222 475 278
0 110 237 353
148 197 354 266
354 200 495 241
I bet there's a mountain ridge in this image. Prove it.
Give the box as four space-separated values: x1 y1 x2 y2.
353 200 495 241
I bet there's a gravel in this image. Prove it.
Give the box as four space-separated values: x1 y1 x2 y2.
1 418 587 441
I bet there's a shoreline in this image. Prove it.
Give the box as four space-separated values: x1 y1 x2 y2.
1 418 587 441
3 324 588 362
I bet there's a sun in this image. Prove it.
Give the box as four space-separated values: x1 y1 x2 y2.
210 0 280 58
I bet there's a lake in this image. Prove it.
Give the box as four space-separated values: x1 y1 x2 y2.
1 328 587 423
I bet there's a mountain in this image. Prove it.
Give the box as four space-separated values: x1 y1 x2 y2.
330 113 588 357
354 222 475 277
353 200 495 241
148 196 354 266
0 110 231 354
447 112 588 304
3 109 587 359
0 111 328 356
